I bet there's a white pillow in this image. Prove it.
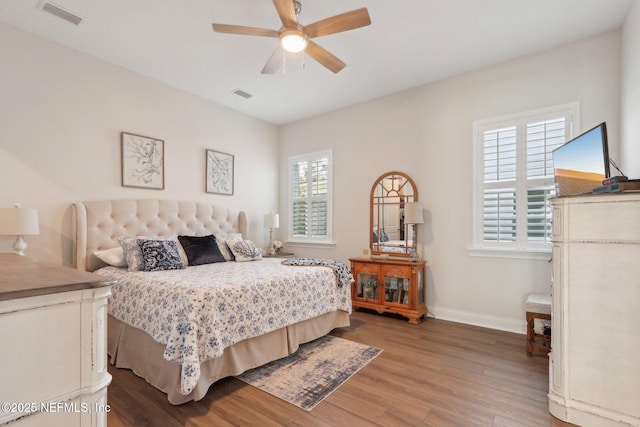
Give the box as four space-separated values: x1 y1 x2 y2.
214 232 243 261
226 239 263 262
94 247 127 268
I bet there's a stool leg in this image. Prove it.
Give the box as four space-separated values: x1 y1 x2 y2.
526 312 534 357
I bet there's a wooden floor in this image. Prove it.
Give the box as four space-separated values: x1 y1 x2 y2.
107 310 575 427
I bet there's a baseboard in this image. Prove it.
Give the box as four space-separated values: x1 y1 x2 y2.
429 306 524 334
549 392 640 427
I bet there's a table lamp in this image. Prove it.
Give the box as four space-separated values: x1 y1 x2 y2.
0 204 40 255
404 202 424 261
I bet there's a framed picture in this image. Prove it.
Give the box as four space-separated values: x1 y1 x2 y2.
121 132 164 189
206 149 234 195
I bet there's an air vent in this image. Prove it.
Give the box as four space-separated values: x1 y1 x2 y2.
232 89 253 99
41 2 83 25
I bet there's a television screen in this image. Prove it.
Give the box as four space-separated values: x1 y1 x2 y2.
552 122 610 196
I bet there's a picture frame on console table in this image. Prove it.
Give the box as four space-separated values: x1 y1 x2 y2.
206 149 234 195
121 132 165 190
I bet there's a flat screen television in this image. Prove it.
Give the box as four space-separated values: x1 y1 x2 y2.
552 122 610 196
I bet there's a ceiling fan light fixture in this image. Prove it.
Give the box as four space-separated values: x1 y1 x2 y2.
280 30 307 53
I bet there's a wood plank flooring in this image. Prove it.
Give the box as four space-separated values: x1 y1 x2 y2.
106 310 575 427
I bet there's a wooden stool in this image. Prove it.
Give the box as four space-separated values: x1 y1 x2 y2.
526 293 551 356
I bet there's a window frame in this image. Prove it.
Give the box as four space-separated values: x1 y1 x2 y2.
470 102 580 259
287 149 334 245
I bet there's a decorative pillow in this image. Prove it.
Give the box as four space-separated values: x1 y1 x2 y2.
226 239 263 262
138 239 185 272
94 247 127 268
177 234 226 266
118 235 188 271
214 232 243 261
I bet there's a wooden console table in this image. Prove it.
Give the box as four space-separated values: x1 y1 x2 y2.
349 257 427 324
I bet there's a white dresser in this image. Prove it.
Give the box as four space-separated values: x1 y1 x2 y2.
549 193 640 427
0 254 113 426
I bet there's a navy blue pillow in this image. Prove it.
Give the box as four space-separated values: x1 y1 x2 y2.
138 239 185 272
178 234 226 266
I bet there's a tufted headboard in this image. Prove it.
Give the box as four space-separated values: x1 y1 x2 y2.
73 199 248 271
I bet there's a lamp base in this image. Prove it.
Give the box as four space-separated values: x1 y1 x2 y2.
13 235 27 256
267 228 274 255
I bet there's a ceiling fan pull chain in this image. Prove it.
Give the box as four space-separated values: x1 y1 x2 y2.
302 50 306 71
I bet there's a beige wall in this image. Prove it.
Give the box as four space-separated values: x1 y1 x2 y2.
0 23 279 265
279 31 622 332
622 0 640 177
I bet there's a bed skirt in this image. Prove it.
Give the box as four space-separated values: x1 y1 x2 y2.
107 311 350 404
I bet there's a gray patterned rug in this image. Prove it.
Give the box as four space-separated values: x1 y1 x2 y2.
235 335 383 411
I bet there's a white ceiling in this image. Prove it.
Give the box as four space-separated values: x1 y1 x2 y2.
0 0 632 125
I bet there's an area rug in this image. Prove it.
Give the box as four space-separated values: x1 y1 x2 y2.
235 335 383 411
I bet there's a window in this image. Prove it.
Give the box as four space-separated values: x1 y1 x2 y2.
471 103 579 257
288 150 333 244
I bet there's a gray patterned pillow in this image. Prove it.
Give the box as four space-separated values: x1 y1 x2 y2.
226 239 262 262
118 235 188 271
138 239 185 271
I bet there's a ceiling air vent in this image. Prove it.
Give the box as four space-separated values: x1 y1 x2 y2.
232 89 253 99
41 2 83 25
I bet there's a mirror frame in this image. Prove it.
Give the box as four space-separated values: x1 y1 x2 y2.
369 171 418 258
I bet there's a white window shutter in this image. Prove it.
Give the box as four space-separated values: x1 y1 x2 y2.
473 102 577 252
289 151 332 242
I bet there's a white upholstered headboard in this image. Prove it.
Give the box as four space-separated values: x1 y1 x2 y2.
74 199 248 271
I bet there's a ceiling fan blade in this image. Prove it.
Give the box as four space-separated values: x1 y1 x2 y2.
261 46 284 74
305 40 346 73
272 0 297 28
303 8 371 38
212 23 279 38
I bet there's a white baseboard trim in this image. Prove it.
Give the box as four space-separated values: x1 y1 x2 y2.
429 306 525 334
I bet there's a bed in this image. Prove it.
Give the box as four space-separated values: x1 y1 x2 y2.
73 199 351 404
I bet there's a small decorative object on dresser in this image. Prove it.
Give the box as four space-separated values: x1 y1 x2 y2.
271 239 283 254
349 257 427 324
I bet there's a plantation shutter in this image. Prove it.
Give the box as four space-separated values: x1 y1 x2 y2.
290 151 332 242
482 127 517 243
525 119 566 244
291 161 308 237
475 105 574 251
310 158 329 237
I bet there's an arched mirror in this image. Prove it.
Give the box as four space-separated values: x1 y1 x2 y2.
370 171 419 257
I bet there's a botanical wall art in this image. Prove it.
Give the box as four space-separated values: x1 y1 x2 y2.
206 149 234 195
121 132 165 189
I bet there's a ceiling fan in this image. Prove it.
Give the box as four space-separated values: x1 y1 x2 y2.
212 0 371 74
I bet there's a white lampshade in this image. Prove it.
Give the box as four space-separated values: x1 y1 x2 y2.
264 213 280 229
280 30 307 53
0 207 40 235
0 205 40 256
404 202 424 225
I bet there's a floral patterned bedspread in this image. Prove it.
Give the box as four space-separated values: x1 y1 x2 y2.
95 258 351 395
